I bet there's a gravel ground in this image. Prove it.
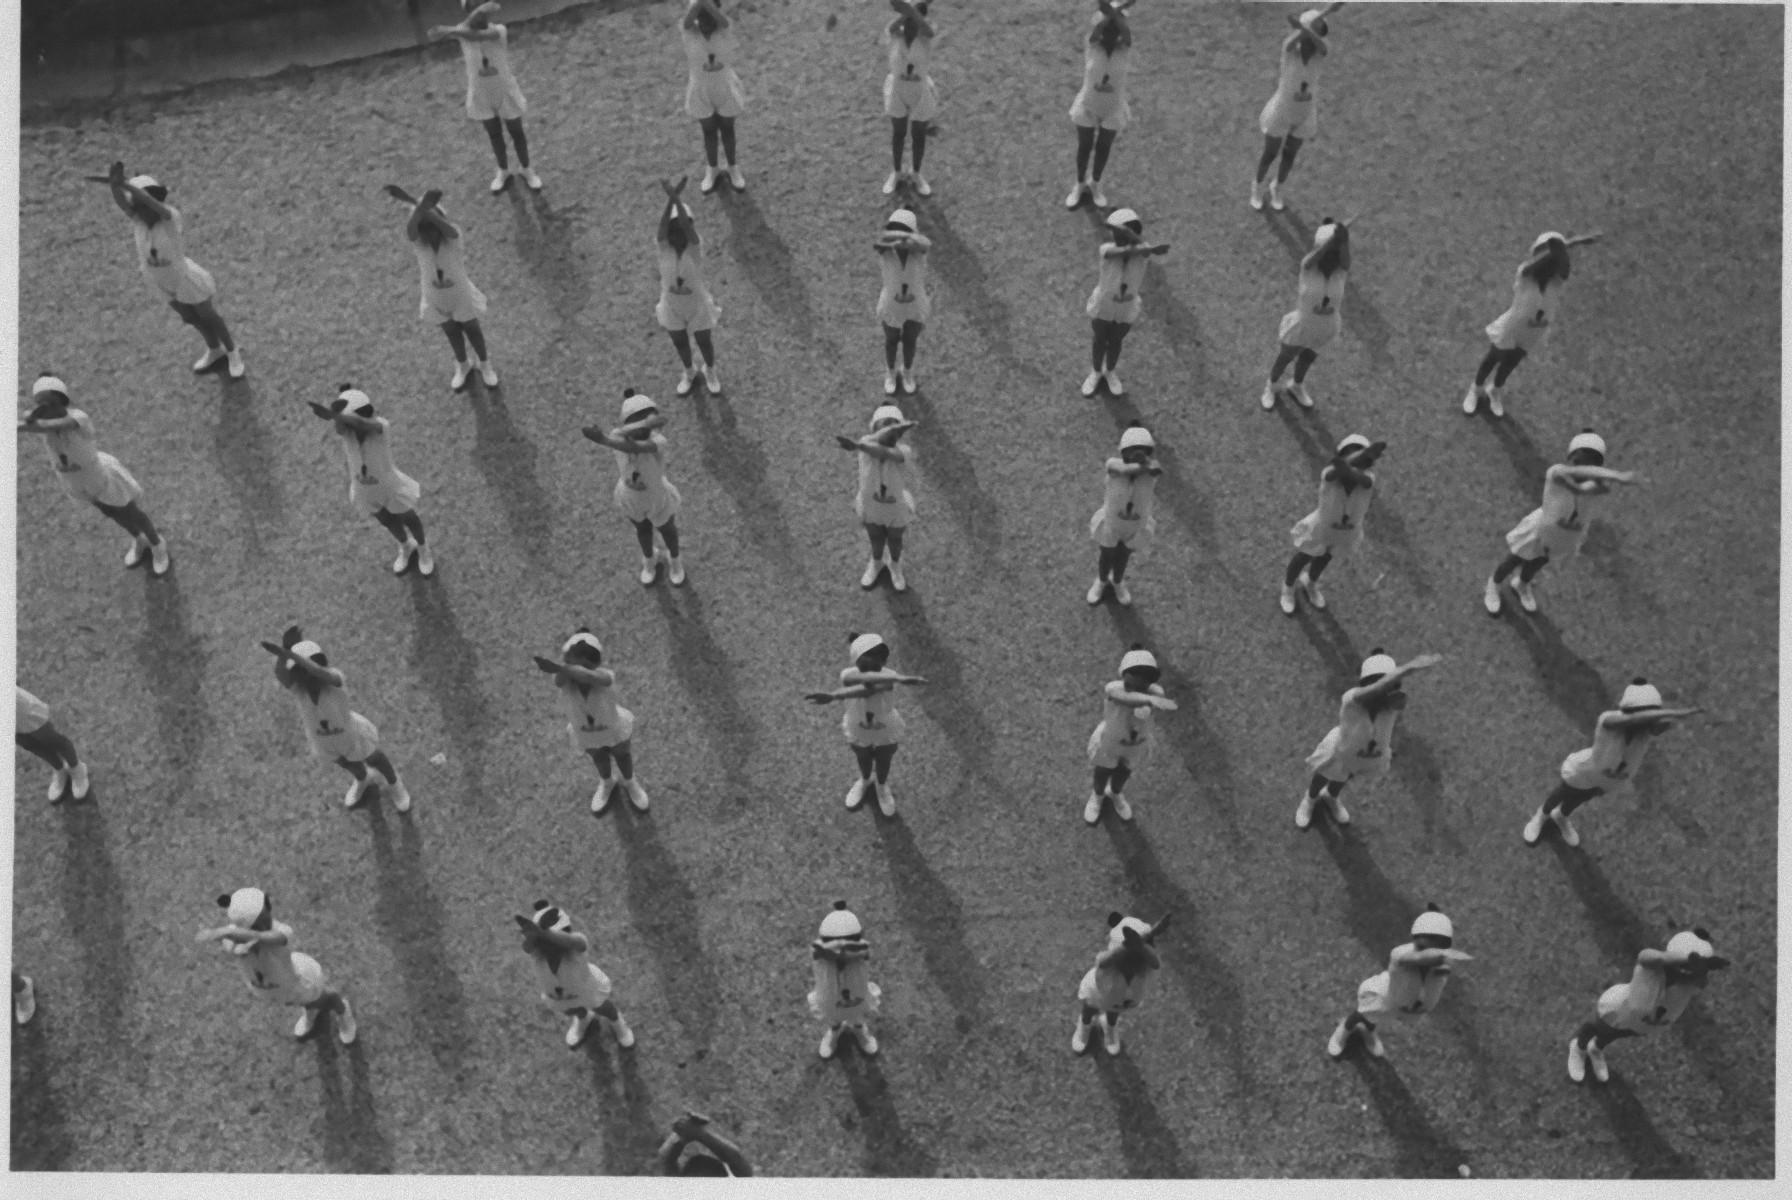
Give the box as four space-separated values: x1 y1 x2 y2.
8 0 1780 1183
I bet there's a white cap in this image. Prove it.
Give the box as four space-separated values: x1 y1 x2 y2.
1336 433 1371 455
621 392 658 422
1532 231 1567 253
1411 909 1454 940
289 640 324 664
1119 648 1158 676
1106 915 1154 950
1618 678 1663 712
31 374 69 399
532 901 573 933
819 901 863 940
1359 652 1398 682
1106 207 1141 231
1567 430 1606 457
885 208 918 233
1664 929 1714 959
561 631 603 658
1119 425 1155 452
337 388 374 417
1314 221 1340 247
870 404 906 430
1297 9 1328 36
849 633 888 661
127 174 162 192
225 887 268 926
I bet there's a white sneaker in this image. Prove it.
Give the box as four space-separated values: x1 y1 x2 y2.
1566 1035 1587 1083
1249 178 1265 211
610 1015 636 1048
727 165 746 191
700 166 720 194
885 171 902 196
676 366 697 396
1103 369 1125 397
69 762 91 801
1482 577 1503 616
451 360 472 391
226 350 246 379
1084 792 1103 825
193 346 225 373
1327 1023 1350 1059
845 778 869 810
392 538 417 575
639 556 659 586
1102 1016 1122 1056
1295 793 1315 829
1279 583 1298 616
819 1026 840 1059
592 778 615 814
415 543 436 578
344 776 370 809
125 535 149 568
883 369 899 395
336 998 358 1045
294 1007 320 1039
1087 578 1107 605
1109 792 1133 821
1362 1029 1386 1058
888 561 908 592
490 168 510 194
1267 178 1284 211
875 781 896 816
1072 1018 1094 1054
388 777 411 813
1511 576 1539 613
1081 370 1102 398
624 778 650 812
1486 388 1505 418
478 359 499 388
1065 181 1087 210
519 166 543 191
1288 381 1315 409
910 173 930 197
1260 380 1279 410
854 1025 880 1055
1089 181 1108 208
899 366 916 395
1111 579 1131 606
14 976 36 1025
47 770 70 803
1552 809 1581 848
1522 808 1547 845
1300 573 1326 610
1462 384 1482 415
667 555 686 586
149 539 171 578
861 559 883 589
700 362 721 395
565 1012 594 1048
1325 791 1351 825
1586 1041 1609 1083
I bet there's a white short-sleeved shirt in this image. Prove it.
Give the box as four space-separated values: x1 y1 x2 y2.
16 686 52 734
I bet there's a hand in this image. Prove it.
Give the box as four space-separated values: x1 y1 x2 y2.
803 692 836 705
307 401 336 420
382 184 412 203
1406 653 1444 671
259 640 292 659
581 425 605 442
109 160 125 183
420 189 444 209
533 655 563 674
904 675 929 685
835 435 860 451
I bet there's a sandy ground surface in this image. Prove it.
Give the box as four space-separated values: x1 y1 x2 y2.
8 0 1780 1181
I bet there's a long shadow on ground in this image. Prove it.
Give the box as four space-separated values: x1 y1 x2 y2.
508 191 593 328
687 393 809 584
1347 1056 1471 1178
208 379 288 555
916 201 1048 389
406 577 492 811
466 386 556 570
870 818 989 1033
1501 609 1608 730
366 807 475 1078
1103 605 1244 842
314 1037 393 1173
1092 1050 1190 1177
895 385 1003 561
836 1053 940 1177
1101 822 1258 1106
652 585 759 804
1093 397 1235 578
716 190 833 354
10 1007 74 1169
58 804 137 1060
1263 208 1397 371
611 809 722 1059
134 573 210 803
1591 1075 1702 1179
585 1036 661 1175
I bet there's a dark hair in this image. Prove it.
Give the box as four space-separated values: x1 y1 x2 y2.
1692 926 1711 940
695 7 718 36
1524 239 1572 290
1311 220 1351 277
1094 13 1125 54
833 899 850 912
143 183 170 202
681 1154 729 1177
1295 24 1326 63
565 627 603 666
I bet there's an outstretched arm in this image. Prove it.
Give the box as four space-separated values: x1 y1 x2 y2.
17 414 78 433
258 640 348 688
889 0 935 38
1351 653 1443 703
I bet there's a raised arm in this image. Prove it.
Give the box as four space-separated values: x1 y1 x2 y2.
890 0 935 38
841 667 927 687
1105 681 1177 711
259 640 348 689
1105 456 1163 479
686 0 730 33
17 414 78 434
1600 706 1702 729
1351 653 1443 703
1556 464 1640 488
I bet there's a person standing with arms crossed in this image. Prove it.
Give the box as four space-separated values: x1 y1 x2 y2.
1086 422 1161 607
1082 208 1169 398
1072 911 1169 1056
1065 0 1135 210
1250 5 1344 212
682 0 748 193
584 389 687 587
307 385 434 577
197 887 357 1044
1565 929 1729 1084
1083 646 1176 825
1326 905 1471 1059
534 629 651 815
429 2 541 194
262 626 412 813
808 901 881 1059
881 0 939 197
873 208 932 395
1279 432 1384 615
1297 648 1441 829
838 404 919 593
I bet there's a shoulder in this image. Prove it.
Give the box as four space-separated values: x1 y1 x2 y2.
1103 679 1127 699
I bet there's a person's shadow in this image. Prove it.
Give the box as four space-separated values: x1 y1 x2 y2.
836 1053 941 1177
466 384 556 569
686 392 808 583
208 378 288 557
314 1036 394 1173
1092 1051 1190 1177
613 805 723 1058
871 819 989 1034
918 204 1046 388
406 577 493 812
584 1036 662 1175
1348 1056 1471 1177
895 384 1003 561
366 807 475 1077
135 573 210 803
651 586 760 804
715 189 832 354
